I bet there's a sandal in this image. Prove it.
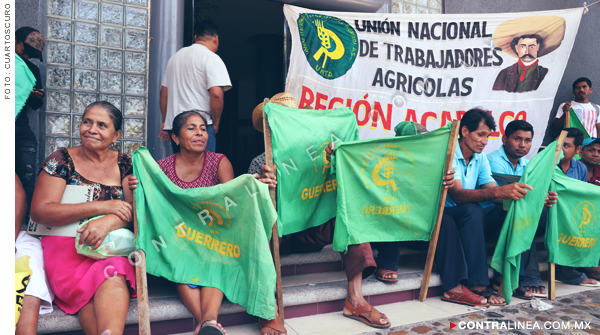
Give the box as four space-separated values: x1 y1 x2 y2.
581 267 600 281
258 316 287 335
470 287 506 306
197 320 224 335
343 299 391 329
375 268 398 283
523 285 546 298
512 286 534 300
490 278 534 301
441 286 490 307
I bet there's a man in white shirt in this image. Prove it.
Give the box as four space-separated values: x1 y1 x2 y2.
553 77 599 138
160 20 232 153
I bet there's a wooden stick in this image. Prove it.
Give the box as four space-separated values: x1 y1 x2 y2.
419 121 460 302
549 263 556 300
566 108 571 128
263 101 285 322
548 130 568 301
134 199 151 335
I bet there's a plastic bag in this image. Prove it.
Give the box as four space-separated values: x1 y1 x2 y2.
15 256 32 328
75 216 135 260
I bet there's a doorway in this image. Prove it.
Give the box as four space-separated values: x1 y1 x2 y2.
184 0 285 176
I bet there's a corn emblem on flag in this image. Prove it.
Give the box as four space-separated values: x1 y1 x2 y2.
330 124 451 252
133 148 277 319
264 102 359 236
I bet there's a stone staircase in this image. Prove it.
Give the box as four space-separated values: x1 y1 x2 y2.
39 240 549 335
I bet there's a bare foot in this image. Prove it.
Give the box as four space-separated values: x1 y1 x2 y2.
194 320 228 335
468 285 506 305
380 272 397 281
100 330 112 335
582 278 598 285
342 296 390 327
260 319 287 335
524 286 546 295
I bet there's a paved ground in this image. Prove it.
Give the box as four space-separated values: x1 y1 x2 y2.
357 290 600 335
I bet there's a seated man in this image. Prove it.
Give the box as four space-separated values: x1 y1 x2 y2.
444 108 539 305
370 121 487 307
555 128 599 285
579 137 600 186
260 162 390 328
486 120 555 297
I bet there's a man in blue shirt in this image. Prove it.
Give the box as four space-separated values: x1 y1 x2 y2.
555 128 598 286
487 120 556 297
558 128 588 181
445 109 536 305
487 120 532 175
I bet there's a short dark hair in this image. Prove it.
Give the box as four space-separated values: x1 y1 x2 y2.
459 108 497 137
171 111 208 153
194 20 219 39
572 77 592 90
504 120 534 139
510 34 543 55
82 101 123 132
565 127 584 148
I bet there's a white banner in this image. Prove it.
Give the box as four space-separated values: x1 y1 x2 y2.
284 5 584 157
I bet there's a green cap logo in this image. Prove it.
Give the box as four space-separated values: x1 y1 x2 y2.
298 13 358 80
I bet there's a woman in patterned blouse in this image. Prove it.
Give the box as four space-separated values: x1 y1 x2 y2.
127 111 280 335
31 101 135 335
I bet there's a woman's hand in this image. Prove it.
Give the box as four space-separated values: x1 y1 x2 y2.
77 216 111 250
101 200 132 222
253 164 277 189
127 175 139 191
325 142 335 162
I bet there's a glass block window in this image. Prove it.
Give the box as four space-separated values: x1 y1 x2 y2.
391 0 443 14
45 0 150 156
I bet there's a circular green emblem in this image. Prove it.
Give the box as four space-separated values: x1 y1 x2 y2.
298 13 358 80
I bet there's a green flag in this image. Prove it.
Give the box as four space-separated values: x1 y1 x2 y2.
264 102 358 236
567 108 591 139
491 140 560 304
15 54 36 119
566 108 591 161
330 125 451 252
133 148 277 319
545 168 600 267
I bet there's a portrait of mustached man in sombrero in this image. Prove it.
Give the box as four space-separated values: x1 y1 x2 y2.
492 16 566 93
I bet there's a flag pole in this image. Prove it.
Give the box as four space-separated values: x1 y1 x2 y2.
419 120 460 301
263 100 285 322
548 130 568 301
134 199 151 335
566 108 571 128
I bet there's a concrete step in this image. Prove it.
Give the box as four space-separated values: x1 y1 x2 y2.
39 244 551 335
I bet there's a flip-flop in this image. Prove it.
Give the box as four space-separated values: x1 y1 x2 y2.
198 320 224 335
441 286 489 307
375 267 398 283
343 299 391 329
556 279 600 287
581 268 600 281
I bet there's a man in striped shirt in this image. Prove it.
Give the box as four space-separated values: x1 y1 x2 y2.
553 77 600 137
